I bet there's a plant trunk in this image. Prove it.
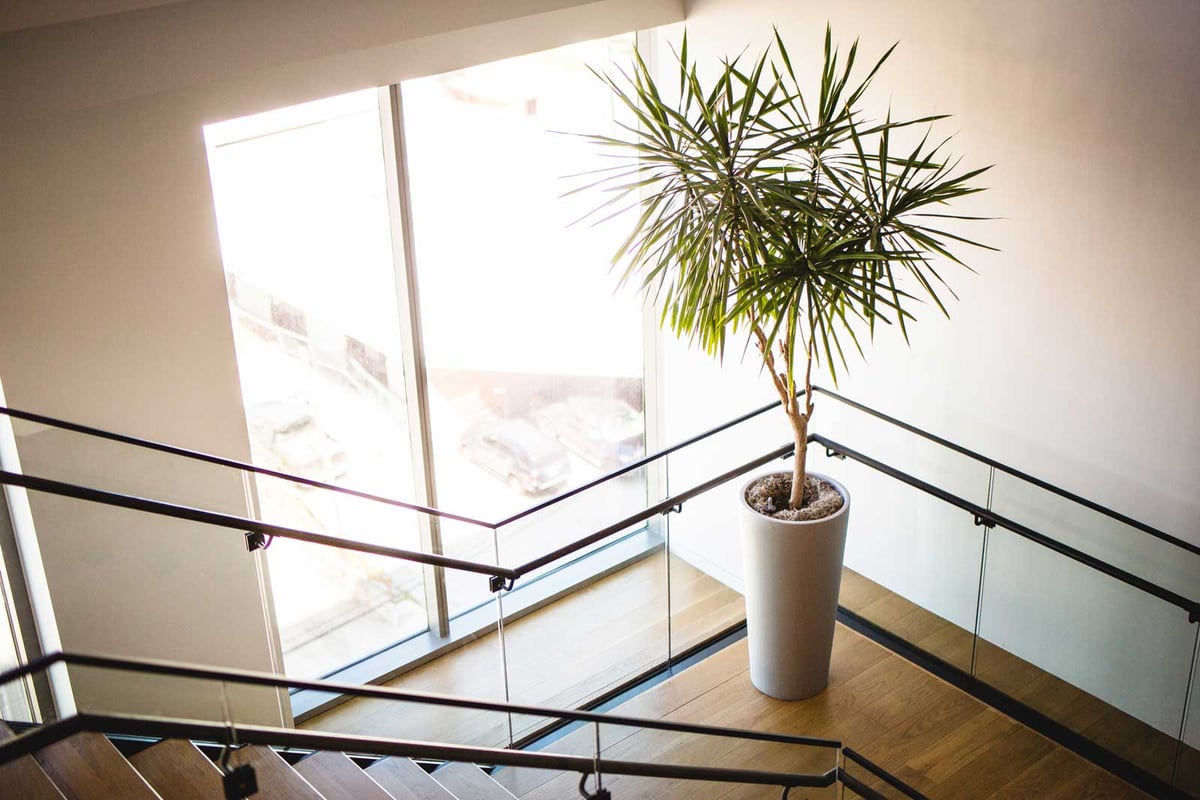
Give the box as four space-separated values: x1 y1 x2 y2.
789 411 808 509
787 337 816 510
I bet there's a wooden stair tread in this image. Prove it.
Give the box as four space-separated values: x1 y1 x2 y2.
129 739 223 800
366 757 457 799
0 755 68 800
294 751 395 800
0 721 67 800
433 762 517 800
226 745 326 800
34 731 162 800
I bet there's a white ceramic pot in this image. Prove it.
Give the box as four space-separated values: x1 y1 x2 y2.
739 471 850 699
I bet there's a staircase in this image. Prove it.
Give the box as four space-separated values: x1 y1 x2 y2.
3 721 521 800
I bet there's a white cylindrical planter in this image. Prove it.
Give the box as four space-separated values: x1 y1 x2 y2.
740 472 850 699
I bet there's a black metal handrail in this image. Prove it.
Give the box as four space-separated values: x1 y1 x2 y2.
0 399 790 587
0 396 783 534
0 651 839 750
0 652 885 795
8 391 1195 569
0 469 517 581
3 407 1195 615
812 434 1200 621
0 434 793 589
841 747 933 800
510 443 793 577
812 386 1200 559
2 399 1192 796
0 713 839 791
0 405 494 529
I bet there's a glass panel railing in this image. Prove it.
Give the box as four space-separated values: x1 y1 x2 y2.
439 518 500 621
66 664 270 727
4 411 436 681
812 439 987 674
594 722 838 799
302 595 513 750
814 389 993 509
1180 635 1200 796
270 535 429 680
2 656 896 800
7 388 1196 797
842 748 927 800
489 397 789 734
989 468 1200 605
512 719 839 799
666 539 746 661
6 413 249 518
809 393 1200 794
497 539 669 742
493 460 657 586
975 524 1196 787
664 406 777 660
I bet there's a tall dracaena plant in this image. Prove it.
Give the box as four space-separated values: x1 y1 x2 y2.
580 28 992 510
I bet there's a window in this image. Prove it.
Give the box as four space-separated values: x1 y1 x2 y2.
401 33 646 616
204 32 651 680
205 90 425 679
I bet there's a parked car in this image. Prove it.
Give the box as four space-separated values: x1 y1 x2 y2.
247 398 348 484
534 396 644 471
458 417 569 496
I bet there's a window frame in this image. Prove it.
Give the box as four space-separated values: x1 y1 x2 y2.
256 26 667 698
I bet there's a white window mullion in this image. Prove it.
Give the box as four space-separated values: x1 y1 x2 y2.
378 85 451 639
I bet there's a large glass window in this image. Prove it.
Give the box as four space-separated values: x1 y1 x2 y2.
402 34 646 617
205 90 425 679
204 33 651 679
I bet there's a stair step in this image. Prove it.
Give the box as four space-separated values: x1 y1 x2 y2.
366 757 457 799
294 750 395 799
34 731 162 800
433 762 518 800
129 739 223 800
225 745 327 800
0 721 67 800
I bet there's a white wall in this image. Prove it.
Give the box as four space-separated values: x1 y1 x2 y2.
674 0 1200 743
0 0 683 724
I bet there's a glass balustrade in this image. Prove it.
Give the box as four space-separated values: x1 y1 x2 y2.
809 388 1200 796
1 387 1196 796
976 525 1198 790
813 437 989 675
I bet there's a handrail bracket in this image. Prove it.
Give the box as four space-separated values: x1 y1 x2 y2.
244 531 270 552
490 575 517 593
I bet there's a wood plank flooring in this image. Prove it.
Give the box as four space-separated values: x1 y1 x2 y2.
304 557 1177 798
498 629 1149 799
305 554 744 747
840 567 1198 793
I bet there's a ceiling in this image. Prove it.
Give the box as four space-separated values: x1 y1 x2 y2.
0 0 189 35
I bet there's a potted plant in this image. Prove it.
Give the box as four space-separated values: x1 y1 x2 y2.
580 28 991 698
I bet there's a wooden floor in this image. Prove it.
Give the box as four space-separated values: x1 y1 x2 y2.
305 559 1171 798
494 629 1150 799
305 553 745 747
839 568 1199 794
